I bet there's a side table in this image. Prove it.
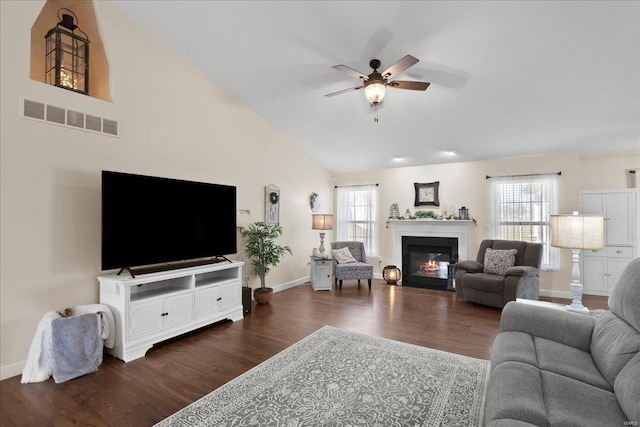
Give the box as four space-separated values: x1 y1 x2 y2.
310 256 332 291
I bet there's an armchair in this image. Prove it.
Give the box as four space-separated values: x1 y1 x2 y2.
454 239 543 308
330 241 373 290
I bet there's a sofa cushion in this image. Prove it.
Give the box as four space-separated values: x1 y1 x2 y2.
490 331 538 368
614 351 640 421
464 273 506 293
331 247 356 264
541 370 628 425
490 330 611 391
591 311 640 387
535 337 611 391
483 248 517 275
334 262 373 280
484 361 548 426
608 257 640 332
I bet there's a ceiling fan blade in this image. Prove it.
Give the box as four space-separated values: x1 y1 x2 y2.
388 80 431 91
381 54 419 79
332 65 369 81
324 86 363 97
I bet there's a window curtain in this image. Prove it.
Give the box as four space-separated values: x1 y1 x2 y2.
335 185 378 257
490 174 559 270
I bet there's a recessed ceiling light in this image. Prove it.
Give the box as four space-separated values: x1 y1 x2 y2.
392 156 404 162
443 150 459 156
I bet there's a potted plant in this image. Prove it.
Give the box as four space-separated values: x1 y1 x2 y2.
240 222 292 304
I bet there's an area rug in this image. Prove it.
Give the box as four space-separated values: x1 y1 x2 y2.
155 326 488 426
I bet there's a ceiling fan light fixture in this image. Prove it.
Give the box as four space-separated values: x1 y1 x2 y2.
364 80 386 105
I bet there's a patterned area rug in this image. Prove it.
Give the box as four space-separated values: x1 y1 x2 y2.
155 326 488 426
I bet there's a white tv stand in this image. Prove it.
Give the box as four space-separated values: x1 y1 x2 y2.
99 261 244 362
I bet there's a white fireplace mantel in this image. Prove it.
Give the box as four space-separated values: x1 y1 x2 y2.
387 220 475 283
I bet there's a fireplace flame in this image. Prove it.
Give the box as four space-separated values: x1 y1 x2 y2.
422 259 440 272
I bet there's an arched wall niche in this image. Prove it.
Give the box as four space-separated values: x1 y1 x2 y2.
30 0 111 101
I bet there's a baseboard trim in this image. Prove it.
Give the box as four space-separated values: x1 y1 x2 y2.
272 277 309 293
538 289 572 299
1 360 24 381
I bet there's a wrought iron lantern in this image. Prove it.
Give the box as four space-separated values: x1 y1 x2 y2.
458 206 469 220
45 9 89 95
382 265 401 285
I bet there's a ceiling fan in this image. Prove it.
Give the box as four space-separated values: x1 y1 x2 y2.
325 54 431 114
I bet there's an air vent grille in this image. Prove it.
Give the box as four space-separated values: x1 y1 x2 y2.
24 99 45 120
20 98 119 137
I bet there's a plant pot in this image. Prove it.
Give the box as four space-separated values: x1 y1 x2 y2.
254 287 273 305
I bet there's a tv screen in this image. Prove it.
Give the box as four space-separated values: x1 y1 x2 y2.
102 171 237 271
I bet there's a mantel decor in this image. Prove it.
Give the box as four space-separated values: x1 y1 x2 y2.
414 181 440 206
45 9 90 95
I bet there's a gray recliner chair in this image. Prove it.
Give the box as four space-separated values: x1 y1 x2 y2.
455 239 543 308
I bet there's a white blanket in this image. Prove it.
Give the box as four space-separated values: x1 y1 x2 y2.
21 304 115 384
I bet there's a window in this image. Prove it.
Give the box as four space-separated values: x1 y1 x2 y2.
490 174 559 270
335 185 378 257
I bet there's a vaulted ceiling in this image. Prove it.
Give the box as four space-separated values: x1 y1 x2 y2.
114 1 640 173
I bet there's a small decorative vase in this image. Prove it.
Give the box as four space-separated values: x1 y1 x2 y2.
254 287 273 304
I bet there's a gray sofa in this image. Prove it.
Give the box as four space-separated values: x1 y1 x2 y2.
455 239 543 308
484 257 640 426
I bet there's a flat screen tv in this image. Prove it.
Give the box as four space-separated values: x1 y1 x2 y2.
102 171 236 273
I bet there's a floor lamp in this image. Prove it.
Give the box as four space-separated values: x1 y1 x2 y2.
550 212 604 313
312 214 333 258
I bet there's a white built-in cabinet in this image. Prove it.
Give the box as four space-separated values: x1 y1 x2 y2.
99 261 244 362
581 190 637 295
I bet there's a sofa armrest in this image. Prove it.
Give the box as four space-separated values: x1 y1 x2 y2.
500 301 596 352
455 260 483 273
505 266 539 277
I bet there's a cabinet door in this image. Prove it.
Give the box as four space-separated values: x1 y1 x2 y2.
194 287 219 319
316 264 332 290
130 299 164 340
163 293 193 329
607 259 630 291
581 194 605 216
218 281 239 312
582 255 607 292
606 194 634 246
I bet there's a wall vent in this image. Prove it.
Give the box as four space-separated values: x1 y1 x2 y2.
20 98 119 137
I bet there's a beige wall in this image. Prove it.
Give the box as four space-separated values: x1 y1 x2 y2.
334 150 639 295
0 1 333 378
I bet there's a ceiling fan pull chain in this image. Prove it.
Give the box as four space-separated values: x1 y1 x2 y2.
374 104 379 123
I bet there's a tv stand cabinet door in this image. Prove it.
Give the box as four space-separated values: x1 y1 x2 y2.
130 300 164 340
163 293 193 329
194 287 219 319
218 281 239 312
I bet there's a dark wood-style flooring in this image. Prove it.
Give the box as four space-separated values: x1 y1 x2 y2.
0 281 608 426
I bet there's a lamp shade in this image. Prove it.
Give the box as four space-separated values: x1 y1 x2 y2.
550 213 604 250
312 214 333 230
364 81 386 105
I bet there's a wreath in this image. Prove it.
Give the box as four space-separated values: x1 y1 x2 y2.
269 191 279 204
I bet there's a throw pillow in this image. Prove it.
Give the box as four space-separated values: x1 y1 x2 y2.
331 247 357 264
483 248 517 275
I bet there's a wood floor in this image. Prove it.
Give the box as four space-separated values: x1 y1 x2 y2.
0 281 608 427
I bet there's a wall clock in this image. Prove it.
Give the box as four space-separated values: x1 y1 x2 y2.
414 181 440 206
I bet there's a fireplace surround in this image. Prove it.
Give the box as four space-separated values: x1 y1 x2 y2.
388 219 475 288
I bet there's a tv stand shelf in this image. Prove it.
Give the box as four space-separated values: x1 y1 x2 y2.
99 261 244 362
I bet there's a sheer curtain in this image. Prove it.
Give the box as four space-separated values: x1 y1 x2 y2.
490 174 559 270
335 185 378 257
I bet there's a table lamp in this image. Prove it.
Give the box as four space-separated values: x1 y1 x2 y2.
550 212 604 312
312 214 333 258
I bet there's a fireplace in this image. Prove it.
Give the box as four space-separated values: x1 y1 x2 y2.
402 236 458 290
